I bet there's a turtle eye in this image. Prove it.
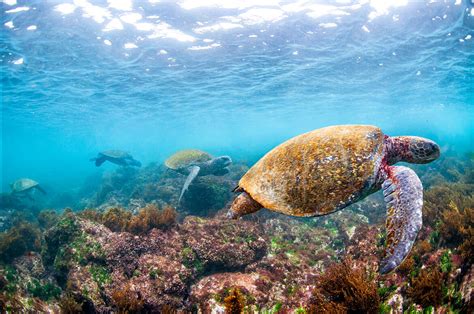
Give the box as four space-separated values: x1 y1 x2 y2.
426 142 440 160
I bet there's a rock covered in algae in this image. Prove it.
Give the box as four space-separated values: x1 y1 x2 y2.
1 156 472 313
38 211 268 312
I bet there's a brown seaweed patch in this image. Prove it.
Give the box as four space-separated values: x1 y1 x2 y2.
306 259 380 313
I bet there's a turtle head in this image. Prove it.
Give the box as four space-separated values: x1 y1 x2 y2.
211 156 232 171
387 136 440 164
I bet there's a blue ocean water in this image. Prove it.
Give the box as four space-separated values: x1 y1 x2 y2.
1 0 473 199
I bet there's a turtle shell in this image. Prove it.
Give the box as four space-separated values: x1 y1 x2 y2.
11 178 39 193
101 150 130 159
239 125 385 217
165 149 212 170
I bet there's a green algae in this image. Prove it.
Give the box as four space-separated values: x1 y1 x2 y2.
377 284 397 299
181 247 204 274
379 303 391 314
440 250 452 273
2 265 19 294
149 267 162 280
89 266 111 288
26 279 61 301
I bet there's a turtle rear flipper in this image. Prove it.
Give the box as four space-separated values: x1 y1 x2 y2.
178 166 200 204
380 166 423 274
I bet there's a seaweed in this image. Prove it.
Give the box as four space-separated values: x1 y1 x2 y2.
423 183 473 227
58 293 84 313
26 278 61 301
102 207 132 232
37 210 59 230
0 292 24 313
77 209 104 223
0 221 41 263
160 304 178 314
397 256 415 276
89 265 111 288
439 201 473 263
1 265 18 294
42 213 80 266
377 285 397 300
127 204 177 235
224 288 245 314
307 259 380 314
440 201 466 244
439 250 452 273
111 283 144 313
306 289 346 314
406 267 443 308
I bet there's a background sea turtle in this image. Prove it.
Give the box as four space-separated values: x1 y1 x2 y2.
227 125 440 274
10 178 46 199
90 150 141 167
165 149 232 203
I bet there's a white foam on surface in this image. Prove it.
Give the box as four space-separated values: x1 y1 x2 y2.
2 0 17 6
55 3 76 15
103 18 123 31
238 8 287 25
194 22 243 34
5 6 29 13
124 43 138 49
108 0 133 11
188 43 221 50
319 22 338 28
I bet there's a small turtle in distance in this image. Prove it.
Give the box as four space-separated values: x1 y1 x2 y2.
10 178 46 200
90 150 141 167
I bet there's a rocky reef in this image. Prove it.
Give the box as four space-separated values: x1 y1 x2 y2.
0 155 473 313
75 162 248 218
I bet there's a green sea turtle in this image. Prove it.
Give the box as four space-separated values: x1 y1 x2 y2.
10 178 47 199
227 125 440 274
165 149 232 203
90 150 142 167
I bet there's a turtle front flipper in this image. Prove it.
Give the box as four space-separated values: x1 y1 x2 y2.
380 166 423 274
178 166 200 204
90 156 106 167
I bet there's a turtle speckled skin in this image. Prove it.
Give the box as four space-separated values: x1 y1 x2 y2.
165 149 232 203
227 125 440 274
90 150 141 167
11 178 46 198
